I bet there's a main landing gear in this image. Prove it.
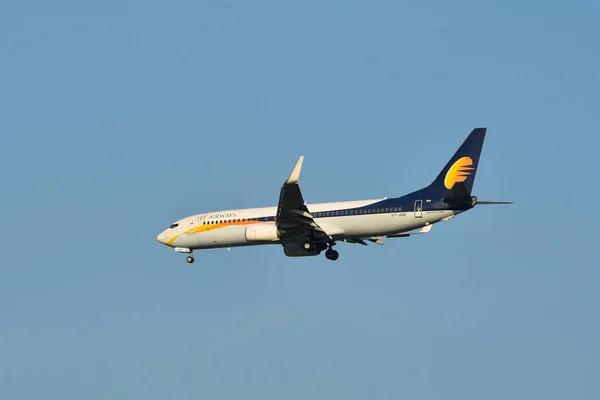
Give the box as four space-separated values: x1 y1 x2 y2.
325 248 339 261
186 255 195 264
303 240 339 260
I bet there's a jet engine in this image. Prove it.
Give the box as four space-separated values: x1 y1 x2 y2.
283 243 325 257
245 224 279 243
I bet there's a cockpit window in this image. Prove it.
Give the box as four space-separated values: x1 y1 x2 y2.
169 223 179 229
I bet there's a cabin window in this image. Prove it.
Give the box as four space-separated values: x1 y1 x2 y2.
350 210 354 215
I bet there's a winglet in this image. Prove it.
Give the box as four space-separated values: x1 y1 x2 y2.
286 156 304 184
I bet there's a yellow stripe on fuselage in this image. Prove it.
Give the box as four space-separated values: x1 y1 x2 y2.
166 220 262 246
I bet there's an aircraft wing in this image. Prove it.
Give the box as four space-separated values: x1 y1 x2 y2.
275 157 331 241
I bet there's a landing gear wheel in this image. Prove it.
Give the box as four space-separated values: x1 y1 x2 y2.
303 241 314 251
325 249 339 261
186 256 195 264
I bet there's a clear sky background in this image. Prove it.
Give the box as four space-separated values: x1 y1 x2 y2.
1 1 599 399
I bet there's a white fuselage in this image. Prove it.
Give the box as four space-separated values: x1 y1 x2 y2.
157 198 459 251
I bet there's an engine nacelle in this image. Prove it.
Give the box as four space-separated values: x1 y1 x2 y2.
245 224 279 243
283 243 322 257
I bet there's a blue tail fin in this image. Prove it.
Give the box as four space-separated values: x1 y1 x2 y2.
427 128 487 197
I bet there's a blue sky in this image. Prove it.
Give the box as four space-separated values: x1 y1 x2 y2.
1 0 599 398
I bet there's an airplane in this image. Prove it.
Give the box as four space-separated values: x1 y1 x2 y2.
156 128 512 263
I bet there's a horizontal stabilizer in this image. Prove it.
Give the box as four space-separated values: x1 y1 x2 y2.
387 224 432 238
418 224 432 233
476 201 514 205
344 225 433 245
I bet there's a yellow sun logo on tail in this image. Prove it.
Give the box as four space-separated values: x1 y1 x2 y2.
444 157 474 189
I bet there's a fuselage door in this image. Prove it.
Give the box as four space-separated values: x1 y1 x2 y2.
414 200 423 218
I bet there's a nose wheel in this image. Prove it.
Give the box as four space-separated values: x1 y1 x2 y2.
186 256 195 264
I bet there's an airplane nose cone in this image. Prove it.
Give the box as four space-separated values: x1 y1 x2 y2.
156 231 168 245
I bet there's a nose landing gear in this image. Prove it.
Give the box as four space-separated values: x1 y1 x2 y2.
175 248 195 264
